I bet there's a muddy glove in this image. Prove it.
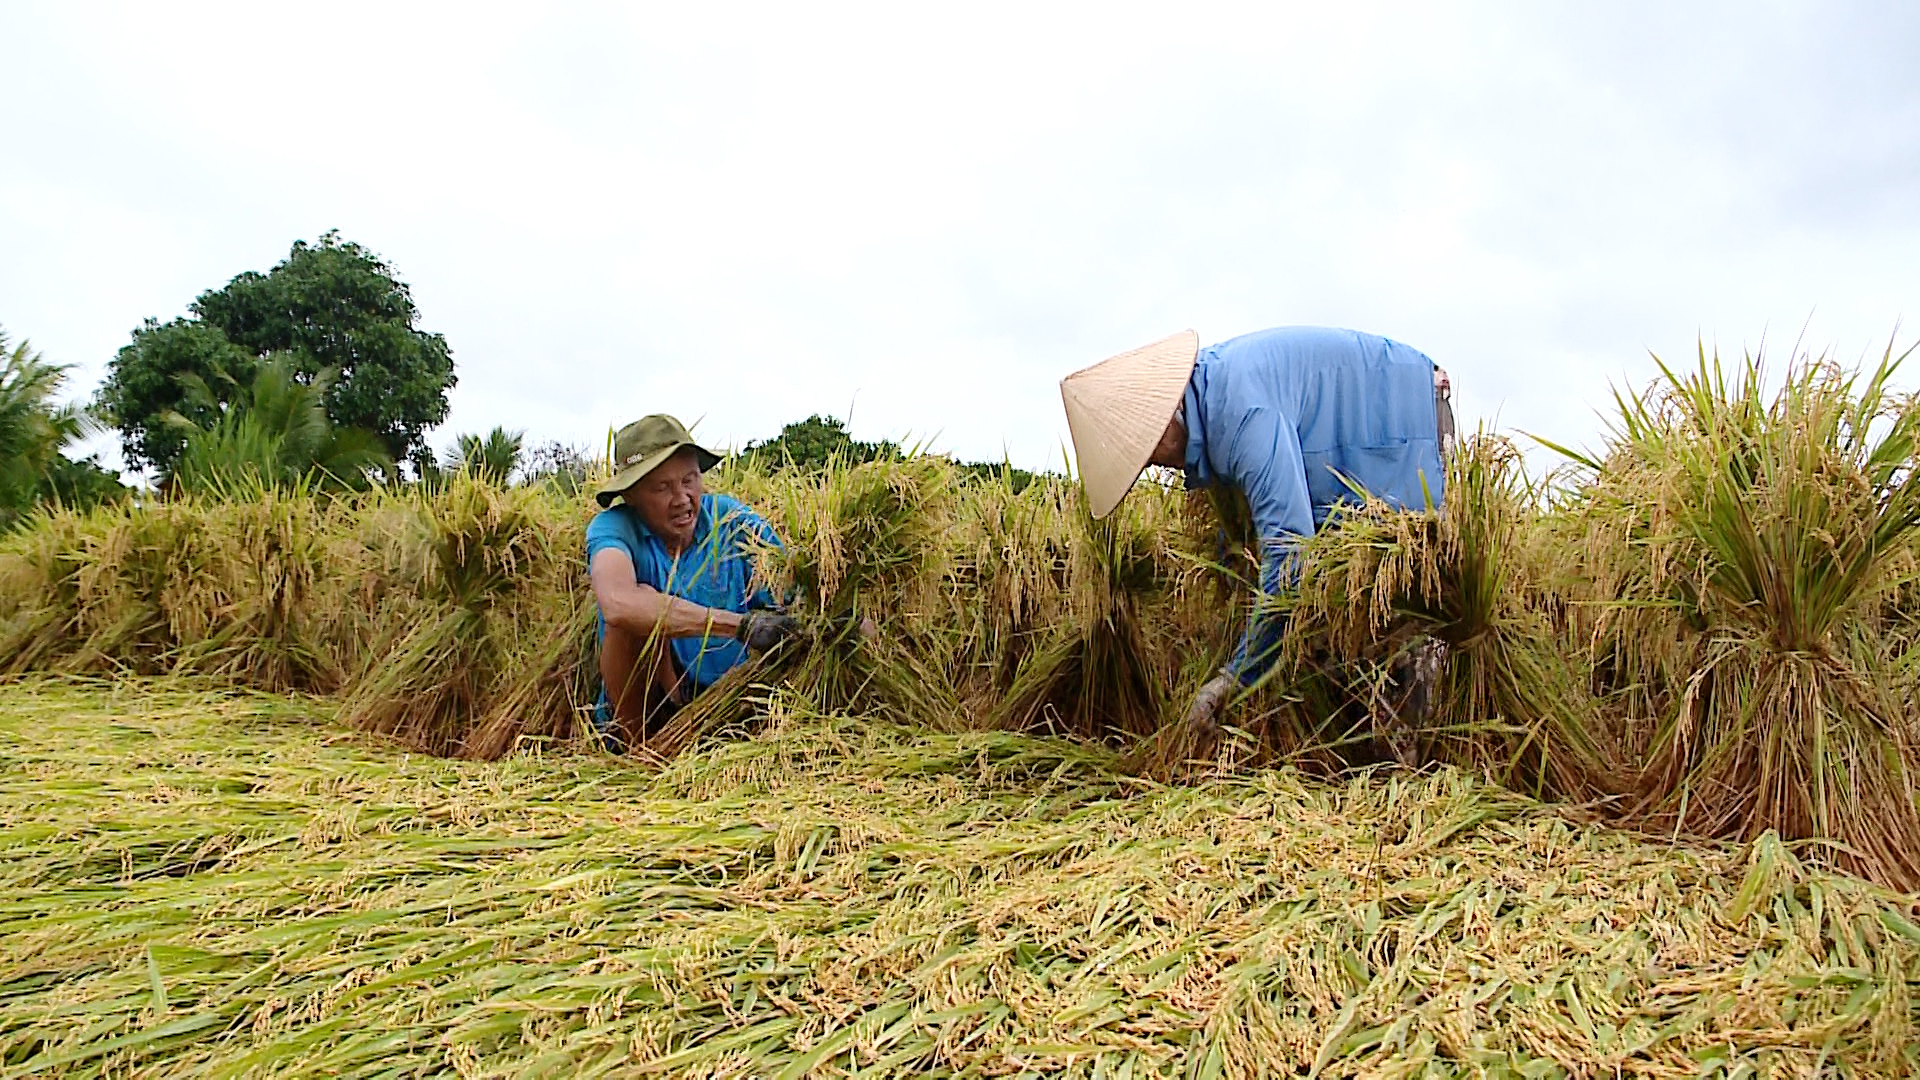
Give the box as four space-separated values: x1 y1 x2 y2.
734 610 800 652
1184 670 1238 739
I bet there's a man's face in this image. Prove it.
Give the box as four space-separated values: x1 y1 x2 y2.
1147 415 1188 470
622 449 704 548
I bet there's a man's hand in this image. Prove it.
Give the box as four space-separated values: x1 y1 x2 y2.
1184 671 1238 740
734 610 800 652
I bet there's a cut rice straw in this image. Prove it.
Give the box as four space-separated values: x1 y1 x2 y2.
3 678 1918 1077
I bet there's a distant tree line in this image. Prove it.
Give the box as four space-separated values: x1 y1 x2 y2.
743 414 1041 491
2 234 1043 529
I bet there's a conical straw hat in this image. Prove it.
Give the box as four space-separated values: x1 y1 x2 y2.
1060 330 1199 519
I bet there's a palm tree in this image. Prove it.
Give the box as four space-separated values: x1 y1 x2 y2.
168 354 390 495
0 328 94 521
451 426 525 485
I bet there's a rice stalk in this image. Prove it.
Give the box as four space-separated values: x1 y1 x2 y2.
942 468 1074 710
5 678 1920 1077
1268 435 1619 799
1577 343 1920 888
994 490 1166 744
337 474 559 755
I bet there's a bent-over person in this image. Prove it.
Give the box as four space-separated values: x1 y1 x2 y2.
586 415 796 750
1060 326 1454 757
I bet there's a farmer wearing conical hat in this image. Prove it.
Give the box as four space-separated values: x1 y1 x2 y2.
586 415 797 750
1060 327 1454 741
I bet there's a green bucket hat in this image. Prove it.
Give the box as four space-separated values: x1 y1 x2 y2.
593 415 722 508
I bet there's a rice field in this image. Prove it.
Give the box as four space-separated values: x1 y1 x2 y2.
5 678 1919 1077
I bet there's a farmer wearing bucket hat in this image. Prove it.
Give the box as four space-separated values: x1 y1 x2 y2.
586 414 796 749
1060 326 1454 748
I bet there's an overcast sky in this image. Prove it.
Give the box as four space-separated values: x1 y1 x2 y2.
4 2 1917 477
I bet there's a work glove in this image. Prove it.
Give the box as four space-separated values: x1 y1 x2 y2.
1184 670 1238 740
734 610 800 652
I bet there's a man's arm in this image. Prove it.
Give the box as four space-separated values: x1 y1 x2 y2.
589 548 746 640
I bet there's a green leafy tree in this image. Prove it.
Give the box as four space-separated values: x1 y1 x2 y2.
193 232 454 467
1 330 83 518
450 426 525 485
99 231 455 476
747 413 1040 491
95 318 255 474
745 415 898 471
168 355 391 496
1 328 124 526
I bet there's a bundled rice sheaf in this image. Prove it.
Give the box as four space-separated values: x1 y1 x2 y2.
943 467 1075 707
0 506 102 675
157 480 352 692
0 499 202 676
339 474 592 757
459 576 600 761
1566 345 1920 889
1270 436 1619 800
0 486 352 691
994 487 1169 743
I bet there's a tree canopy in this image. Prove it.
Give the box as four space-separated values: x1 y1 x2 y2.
98 232 455 475
96 318 255 474
743 415 899 470
745 414 1038 491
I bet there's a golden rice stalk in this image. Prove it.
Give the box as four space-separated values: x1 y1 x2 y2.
338 475 556 755
460 589 599 761
0 504 100 675
1274 435 1619 800
940 470 1074 709
1575 343 1920 889
993 491 1166 743
160 482 351 692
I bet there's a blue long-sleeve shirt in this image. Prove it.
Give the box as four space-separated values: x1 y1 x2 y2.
1181 327 1445 683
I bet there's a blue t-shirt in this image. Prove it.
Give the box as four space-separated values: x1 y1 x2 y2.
584 493 782 691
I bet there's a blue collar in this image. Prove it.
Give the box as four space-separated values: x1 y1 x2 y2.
1181 372 1216 490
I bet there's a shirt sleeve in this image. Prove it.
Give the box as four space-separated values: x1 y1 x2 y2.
585 508 653 585
1219 406 1315 685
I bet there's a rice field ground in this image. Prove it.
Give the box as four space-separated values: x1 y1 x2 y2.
4 679 1919 1077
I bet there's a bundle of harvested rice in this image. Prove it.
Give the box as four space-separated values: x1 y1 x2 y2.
1570 346 1920 890
338 475 577 756
1269 437 1616 799
996 490 1168 743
